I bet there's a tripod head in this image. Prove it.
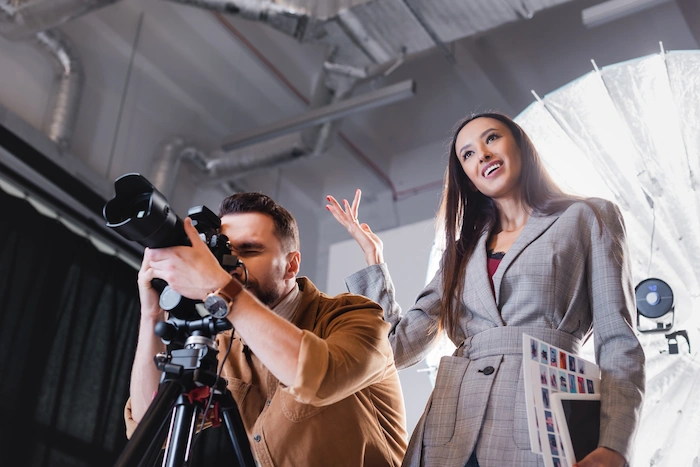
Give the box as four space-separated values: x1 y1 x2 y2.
154 316 233 390
115 313 254 467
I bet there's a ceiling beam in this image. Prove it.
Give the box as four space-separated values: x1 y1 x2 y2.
581 0 673 28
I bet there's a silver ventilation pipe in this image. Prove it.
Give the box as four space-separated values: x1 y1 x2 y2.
34 28 83 148
202 71 356 183
206 132 307 179
151 138 209 199
1 1 122 148
0 0 121 41
164 0 309 36
152 70 358 189
149 134 306 197
166 0 577 72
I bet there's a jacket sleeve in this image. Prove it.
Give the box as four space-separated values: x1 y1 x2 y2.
588 199 646 462
344 263 442 370
283 296 396 406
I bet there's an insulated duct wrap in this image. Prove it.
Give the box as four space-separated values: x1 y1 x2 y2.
164 0 577 68
35 28 83 148
0 0 120 40
206 132 306 179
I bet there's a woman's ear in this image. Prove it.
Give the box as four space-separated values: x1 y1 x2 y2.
285 251 301 279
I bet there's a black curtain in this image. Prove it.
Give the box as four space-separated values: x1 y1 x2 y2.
0 188 243 466
0 188 140 466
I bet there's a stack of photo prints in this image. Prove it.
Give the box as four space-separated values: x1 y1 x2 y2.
522 334 600 467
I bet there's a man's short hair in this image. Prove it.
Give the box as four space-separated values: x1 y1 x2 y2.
218 193 300 252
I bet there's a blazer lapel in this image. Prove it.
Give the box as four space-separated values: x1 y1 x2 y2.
468 229 505 326
492 213 560 305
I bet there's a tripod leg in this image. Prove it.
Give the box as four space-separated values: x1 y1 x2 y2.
221 394 256 467
162 394 200 467
115 380 183 467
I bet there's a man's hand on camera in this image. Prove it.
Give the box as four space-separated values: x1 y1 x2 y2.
145 217 233 302
137 252 163 320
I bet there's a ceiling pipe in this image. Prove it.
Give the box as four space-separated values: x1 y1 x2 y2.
1 1 122 149
209 78 355 180
150 69 360 194
206 132 307 181
34 28 83 149
213 13 401 198
164 0 577 198
220 79 415 152
208 72 364 193
166 0 577 72
164 0 310 37
0 0 121 41
151 138 210 199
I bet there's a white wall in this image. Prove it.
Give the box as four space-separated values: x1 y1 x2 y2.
326 217 437 434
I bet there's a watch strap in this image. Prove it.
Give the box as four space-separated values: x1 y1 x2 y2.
214 277 244 304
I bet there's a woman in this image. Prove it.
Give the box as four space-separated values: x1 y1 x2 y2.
326 112 644 467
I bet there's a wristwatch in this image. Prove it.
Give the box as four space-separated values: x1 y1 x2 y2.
203 278 243 319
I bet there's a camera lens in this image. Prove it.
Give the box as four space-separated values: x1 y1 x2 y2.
103 174 188 248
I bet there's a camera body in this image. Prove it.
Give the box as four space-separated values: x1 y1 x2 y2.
103 173 240 320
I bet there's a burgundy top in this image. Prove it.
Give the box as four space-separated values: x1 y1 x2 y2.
487 249 504 294
487 249 505 278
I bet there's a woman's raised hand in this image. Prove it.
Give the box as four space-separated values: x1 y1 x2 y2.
326 189 384 266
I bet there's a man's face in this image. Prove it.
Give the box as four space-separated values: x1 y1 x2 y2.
220 212 296 308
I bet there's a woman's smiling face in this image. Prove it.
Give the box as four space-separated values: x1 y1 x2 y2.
454 117 523 200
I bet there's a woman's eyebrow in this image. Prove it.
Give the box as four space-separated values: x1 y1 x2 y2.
459 128 497 154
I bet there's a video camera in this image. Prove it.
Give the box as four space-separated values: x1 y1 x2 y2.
103 173 243 322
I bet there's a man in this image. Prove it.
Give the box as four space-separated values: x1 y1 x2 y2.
125 193 407 467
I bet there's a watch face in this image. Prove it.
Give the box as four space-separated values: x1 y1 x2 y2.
205 295 229 319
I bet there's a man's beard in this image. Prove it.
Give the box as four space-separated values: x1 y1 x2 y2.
244 276 282 308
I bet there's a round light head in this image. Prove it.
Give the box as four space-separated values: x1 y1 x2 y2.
635 278 673 319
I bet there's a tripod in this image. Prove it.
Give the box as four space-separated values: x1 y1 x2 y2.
115 316 256 467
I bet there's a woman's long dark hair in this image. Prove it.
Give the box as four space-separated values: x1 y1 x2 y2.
437 112 601 336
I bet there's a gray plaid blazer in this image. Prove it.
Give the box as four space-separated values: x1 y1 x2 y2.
345 199 645 467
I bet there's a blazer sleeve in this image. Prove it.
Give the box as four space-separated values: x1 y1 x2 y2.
587 200 646 462
344 263 442 370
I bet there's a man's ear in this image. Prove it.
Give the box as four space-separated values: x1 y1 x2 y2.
284 251 301 279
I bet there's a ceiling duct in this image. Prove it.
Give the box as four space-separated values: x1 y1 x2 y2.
166 0 577 72
149 69 417 196
158 0 575 187
0 0 122 211
0 0 121 40
150 70 360 196
1 1 121 148
34 28 83 148
160 0 576 182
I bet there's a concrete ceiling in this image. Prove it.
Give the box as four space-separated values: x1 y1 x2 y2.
0 0 698 284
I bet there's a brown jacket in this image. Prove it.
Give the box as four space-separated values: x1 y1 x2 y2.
125 277 407 466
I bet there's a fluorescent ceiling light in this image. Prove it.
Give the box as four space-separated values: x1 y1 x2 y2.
582 0 672 28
